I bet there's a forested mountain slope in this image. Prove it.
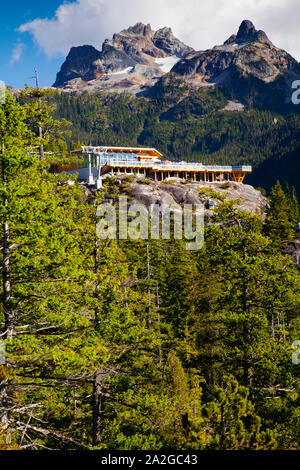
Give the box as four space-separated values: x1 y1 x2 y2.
45 19 300 194
52 83 300 194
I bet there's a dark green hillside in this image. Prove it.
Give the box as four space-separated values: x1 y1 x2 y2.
52 83 300 194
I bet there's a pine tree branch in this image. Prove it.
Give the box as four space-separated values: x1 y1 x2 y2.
14 421 91 449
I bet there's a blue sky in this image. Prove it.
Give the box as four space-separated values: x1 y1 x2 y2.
0 1 63 88
1 0 299 89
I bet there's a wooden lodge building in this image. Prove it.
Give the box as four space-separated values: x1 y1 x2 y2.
56 146 252 188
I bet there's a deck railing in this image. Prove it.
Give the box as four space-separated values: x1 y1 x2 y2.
79 153 252 173
152 164 252 172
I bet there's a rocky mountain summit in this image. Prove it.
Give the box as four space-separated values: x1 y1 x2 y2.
172 19 300 105
53 22 193 94
224 19 269 45
53 19 299 103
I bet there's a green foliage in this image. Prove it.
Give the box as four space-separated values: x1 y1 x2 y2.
51 88 300 194
197 187 227 201
264 180 300 244
0 90 299 451
121 175 134 183
220 181 231 189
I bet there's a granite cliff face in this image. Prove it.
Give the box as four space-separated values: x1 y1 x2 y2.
129 180 267 215
286 240 300 271
99 175 267 215
53 22 193 94
54 45 102 85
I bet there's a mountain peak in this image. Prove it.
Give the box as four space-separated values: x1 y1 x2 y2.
53 23 193 90
237 19 257 40
171 18 299 107
124 22 152 36
224 19 269 45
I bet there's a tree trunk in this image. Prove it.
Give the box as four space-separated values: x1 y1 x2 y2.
39 127 45 161
146 244 151 329
92 369 102 446
94 235 99 329
1 145 12 435
35 68 45 161
1 142 13 340
3 220 13 340
243 283 252 387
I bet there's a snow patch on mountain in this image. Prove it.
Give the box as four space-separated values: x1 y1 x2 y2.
154 55 181 73
106 67 134 75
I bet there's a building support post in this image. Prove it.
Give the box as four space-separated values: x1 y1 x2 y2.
88 154 93 185
95 165 102 190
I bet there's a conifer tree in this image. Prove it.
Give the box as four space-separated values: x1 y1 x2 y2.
265 180 295 243
0 92 101 448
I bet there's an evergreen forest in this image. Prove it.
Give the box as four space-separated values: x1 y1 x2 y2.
0 87 299 450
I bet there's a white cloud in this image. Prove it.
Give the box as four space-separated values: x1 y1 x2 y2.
18 0 300 60
10 42 25 65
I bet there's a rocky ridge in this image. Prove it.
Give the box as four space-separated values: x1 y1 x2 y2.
53 19 300 102
53 22 193 94
102 176 267 215
172 20 300 104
